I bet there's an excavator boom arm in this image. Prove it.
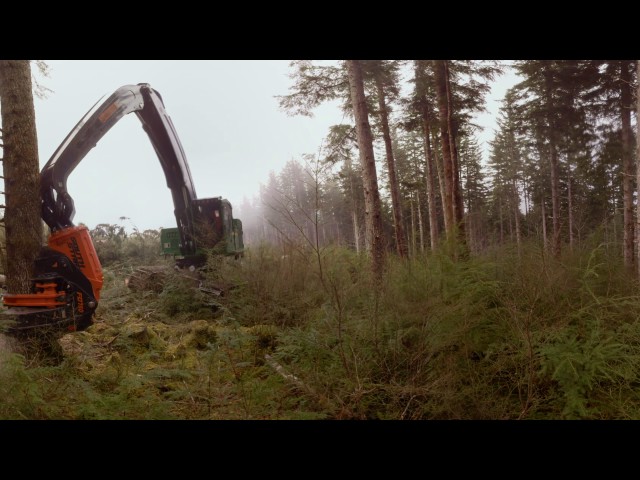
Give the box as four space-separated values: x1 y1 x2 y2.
40 83 199 255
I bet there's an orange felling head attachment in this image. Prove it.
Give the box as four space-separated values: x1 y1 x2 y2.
2 282 66 308
48 225 104 301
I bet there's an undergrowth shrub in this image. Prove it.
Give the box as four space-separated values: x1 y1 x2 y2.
533 242 640 419
222 243 327 328
157 273 214 319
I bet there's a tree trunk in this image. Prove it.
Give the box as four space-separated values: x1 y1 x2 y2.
508 201 514 242
431 129 446 230
0 60 43 294
541 197 548 251
567 164 574 252
499 197 504 244
414 61 440 252
543 75 562 258
345 156 361 254
513 180 521 254
421 92 439 252
463 160 471 248
444 61 465 236
621 61 634 270
637 60 640 278
417 190 424 253
636 60 640 277
346 60 386 283
432 60 454 240
374 74 408 258
352 210 360 253
549 144 561 257
409 196 416 256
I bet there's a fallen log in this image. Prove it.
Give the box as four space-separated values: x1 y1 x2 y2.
124 266 171 292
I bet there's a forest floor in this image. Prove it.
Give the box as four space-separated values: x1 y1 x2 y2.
5 242 640 420
0 259 317 420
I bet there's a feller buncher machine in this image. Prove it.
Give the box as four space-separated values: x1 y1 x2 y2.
2 83 243 333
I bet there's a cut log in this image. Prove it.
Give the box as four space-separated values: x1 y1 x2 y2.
124 266 171 292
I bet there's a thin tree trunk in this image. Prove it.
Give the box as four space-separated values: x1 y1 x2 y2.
637 60 640 278
508 203 514 242
346 60 386 283
444 61 465 237
464 160 474 250
374 75 408 259
421 93 439 251
352 210 360 254
433 60 454 240
524 177 530 215
613 195 618 248
345 156 361 254
544 75 562 258
410 195 416 256
431 129 446 231
567 164 574 252
413 60 440 252
417 190 424 253
469 211 475 252
621 61 634 270
499 197 504 244
513 180 521 254
548 143 562 257
0 60 43 293
541 197 548 251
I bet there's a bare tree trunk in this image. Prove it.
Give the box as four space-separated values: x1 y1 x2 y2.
549 143 561 257
543 76 562 258
431 129 446 230
0 60 43 293
444 61 465 238
422 96 439 251
499 197 504 245
613 195 618 249
417 190 424 253
471 212 479 254
464 161 471 248
352 210 360 254
637 60 640 278
346 60 386 283
621 61 634 270
433 60 454 240
513 180 521 254
414 60 440 252
508 203 514 242
541 197 548 251
374 75 408 259
409 195 416 256
345 156 361 254
567 164 574 252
